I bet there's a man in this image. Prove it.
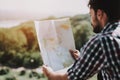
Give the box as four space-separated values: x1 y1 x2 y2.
42 0 120 80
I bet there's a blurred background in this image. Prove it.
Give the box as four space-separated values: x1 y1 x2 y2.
0 0 96 80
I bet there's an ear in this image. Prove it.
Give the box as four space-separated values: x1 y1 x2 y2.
96 9 108 27
96 9 104 20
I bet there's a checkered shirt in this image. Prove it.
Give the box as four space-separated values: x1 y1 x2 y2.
67 22 120 80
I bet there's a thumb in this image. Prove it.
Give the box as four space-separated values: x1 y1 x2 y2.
42 65 53 77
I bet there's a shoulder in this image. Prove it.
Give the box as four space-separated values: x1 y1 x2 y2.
86 34 103 44
80 33 113 51
80 34 102 55
85 32 113 47
81 34 101 50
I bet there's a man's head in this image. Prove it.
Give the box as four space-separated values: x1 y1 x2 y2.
88 0 120 33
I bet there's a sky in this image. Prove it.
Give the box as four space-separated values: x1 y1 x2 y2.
0 0 89 27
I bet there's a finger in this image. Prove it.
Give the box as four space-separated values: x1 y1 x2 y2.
42 65 50 77
69 49 80 60
69 49 77 60
42 66 47 76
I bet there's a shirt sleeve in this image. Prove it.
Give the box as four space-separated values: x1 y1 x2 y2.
67 37 107 80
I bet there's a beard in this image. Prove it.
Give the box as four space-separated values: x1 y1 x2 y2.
91 16 103 33
91 23 103 33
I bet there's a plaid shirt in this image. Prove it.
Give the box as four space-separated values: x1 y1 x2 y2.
67 22 120 80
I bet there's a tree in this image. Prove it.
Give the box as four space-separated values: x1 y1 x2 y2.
70 14 95 50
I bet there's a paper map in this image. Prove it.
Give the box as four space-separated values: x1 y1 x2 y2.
34 18 75 71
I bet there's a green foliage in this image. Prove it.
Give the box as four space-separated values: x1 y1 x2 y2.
73 21 94 49
19 70 26 76
29 71 39 78
23 52 43 69
7 53 24 68
0 51 43 68
0 51 14 65
28 70 45 79
70 14 95 50
5 76 17 80
0 22 42 68
0 67 9 75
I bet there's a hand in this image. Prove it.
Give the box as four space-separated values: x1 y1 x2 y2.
69 49 80 60
42 65 56 80
42 65 68 80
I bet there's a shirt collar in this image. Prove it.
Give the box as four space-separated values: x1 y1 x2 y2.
101 22 120 33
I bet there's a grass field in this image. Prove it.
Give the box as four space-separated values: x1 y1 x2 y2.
0 67 97 80
0 67 47 80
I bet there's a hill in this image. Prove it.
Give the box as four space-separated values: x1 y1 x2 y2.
0 14 94 68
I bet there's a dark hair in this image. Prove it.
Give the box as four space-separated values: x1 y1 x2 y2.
88 0 120 23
